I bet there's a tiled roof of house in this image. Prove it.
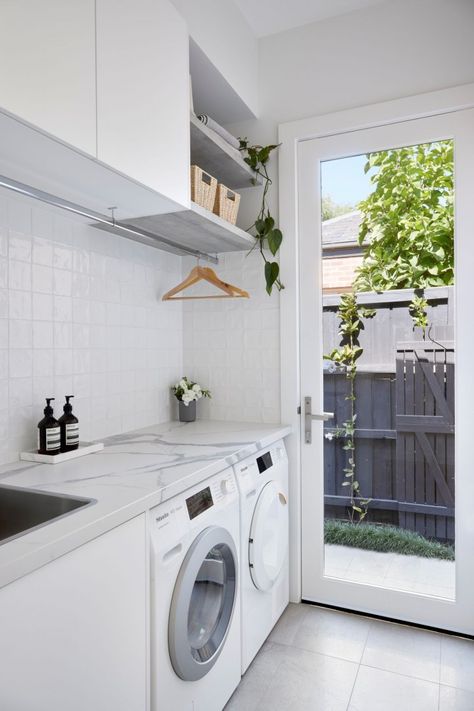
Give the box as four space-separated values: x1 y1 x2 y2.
322 210 363 248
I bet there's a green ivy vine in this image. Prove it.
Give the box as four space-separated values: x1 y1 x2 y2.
324 292 374 523
238 138 284 295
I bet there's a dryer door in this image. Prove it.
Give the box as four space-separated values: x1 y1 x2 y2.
249 481 288 591
168 525 238 681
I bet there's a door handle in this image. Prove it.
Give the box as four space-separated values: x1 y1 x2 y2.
304 396 334 444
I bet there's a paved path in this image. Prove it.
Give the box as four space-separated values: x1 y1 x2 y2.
325 543 455 599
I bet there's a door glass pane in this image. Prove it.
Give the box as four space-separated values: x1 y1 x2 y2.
188 543 234 661
321 141 455 600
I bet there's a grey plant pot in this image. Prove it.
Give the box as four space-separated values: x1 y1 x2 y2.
179 400 196 422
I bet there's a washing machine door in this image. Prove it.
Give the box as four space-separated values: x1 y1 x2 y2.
168 525 238 681
249 481 288 592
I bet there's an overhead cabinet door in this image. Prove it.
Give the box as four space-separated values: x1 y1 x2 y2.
0 0 96 155
96 0 190 205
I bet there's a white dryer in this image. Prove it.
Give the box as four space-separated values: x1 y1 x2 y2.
150 468 241 711
234 439 289 673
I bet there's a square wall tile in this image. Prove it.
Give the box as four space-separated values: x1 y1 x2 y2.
33 322 53 349
9 231 31 262
9 290 31 320
53 296 72 322
53 268 72 296
9 320 32 349
9 349 33 378
9 260 31 291
0 289 7 319
33 350 54 378
53 244 73 270
32 264 53 293
32 237 53 266
0 258 7 289
33 293 53 322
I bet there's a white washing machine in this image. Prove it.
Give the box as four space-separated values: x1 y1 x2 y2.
150 468 241 711
234 439 289 673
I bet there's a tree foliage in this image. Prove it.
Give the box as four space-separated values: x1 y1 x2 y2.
322 194 354 221
353 141 454 293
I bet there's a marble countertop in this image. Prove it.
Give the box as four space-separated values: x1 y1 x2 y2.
0 420 291 589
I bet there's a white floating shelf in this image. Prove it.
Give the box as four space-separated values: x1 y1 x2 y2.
20 442 104 465
190 114 261 189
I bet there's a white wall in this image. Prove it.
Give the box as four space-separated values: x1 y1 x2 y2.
182 251 280 424
259 0 474 127
170 0 258 117
0 188 183 465
209 0 474 423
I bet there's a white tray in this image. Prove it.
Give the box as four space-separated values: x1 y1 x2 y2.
20 442 104 464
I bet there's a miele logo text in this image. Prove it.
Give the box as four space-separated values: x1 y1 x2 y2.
156 512 169 523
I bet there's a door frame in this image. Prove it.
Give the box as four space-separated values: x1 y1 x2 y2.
278 83 474 604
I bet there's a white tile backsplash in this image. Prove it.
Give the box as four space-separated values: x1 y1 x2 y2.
0 189 183 465
183 251 281 424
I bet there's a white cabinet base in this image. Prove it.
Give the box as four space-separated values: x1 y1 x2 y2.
0 515 148 711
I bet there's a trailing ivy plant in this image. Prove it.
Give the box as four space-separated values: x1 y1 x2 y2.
238 138 284 295
324 292 374 523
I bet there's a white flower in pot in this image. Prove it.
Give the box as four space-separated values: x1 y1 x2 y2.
173 376 211 422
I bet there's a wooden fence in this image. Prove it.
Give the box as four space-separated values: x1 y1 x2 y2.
323 286 455 542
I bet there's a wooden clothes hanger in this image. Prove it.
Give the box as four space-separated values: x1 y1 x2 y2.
162 265 249 301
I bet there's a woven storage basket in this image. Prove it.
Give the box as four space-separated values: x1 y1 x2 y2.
190 165 217 211
213 183 241 225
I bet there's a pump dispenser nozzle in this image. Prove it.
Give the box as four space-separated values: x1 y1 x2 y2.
44 398 55 415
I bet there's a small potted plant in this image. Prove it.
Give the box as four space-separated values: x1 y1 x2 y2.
173 377 211 422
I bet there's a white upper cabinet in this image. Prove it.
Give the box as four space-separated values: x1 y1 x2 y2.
96 0 190 206
0 0 96 155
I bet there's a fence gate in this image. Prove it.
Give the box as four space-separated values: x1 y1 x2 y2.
395 340 455 542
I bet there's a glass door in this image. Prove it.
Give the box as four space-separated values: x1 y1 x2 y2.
298 108 474 634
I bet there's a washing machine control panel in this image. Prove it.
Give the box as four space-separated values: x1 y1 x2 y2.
150 470 237 544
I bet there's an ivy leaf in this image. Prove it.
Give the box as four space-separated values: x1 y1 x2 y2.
264 261 279 295
267 228 283 256
264 216 275 233
255 218 266 235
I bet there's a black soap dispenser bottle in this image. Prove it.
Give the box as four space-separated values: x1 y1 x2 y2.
58 395 79 452
37 398 61 455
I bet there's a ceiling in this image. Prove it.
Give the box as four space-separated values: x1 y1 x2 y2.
234 0 391 37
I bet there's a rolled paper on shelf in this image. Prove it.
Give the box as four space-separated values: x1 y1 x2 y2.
197 114 241 151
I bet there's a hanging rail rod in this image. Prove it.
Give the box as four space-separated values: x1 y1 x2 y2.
0 175 218 264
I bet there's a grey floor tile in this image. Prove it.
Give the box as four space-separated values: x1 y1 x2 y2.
348 666 439 711
225 640 358 711
268 602 307 646
440 635 474 692
439 685 474 710
361 619 441 682
292 605 371 662
256 643 358 711
224 642 278 711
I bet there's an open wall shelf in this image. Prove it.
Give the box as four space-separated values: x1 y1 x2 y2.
119 201 255 256
190 114 261 189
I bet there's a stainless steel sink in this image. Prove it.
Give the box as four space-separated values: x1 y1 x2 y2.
0 484 95 545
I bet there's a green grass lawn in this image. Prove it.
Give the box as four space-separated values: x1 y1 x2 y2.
324 519 454 561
